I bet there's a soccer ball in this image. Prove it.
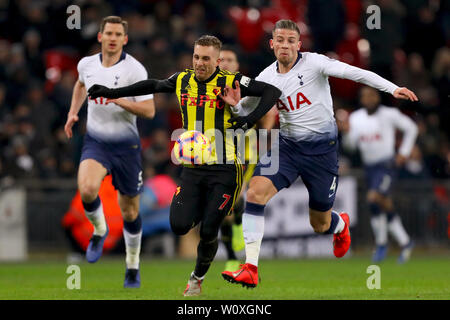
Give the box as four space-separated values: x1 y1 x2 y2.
173 130 212 165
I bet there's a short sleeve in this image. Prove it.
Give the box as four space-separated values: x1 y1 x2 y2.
132 63 154 102
77 58 87 84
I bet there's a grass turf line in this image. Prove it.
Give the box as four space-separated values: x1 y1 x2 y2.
0 256 449 300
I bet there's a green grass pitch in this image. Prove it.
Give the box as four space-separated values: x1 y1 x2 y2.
0 254 449 300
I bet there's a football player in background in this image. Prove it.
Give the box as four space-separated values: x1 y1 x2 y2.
339 86 417 263
64 16 155 288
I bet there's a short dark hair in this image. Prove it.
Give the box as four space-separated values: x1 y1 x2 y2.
272 19 300 37
194 35 222 51
220 44 238 55
100 16 128 35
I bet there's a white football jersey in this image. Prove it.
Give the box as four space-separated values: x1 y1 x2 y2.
77 52 153 143
235 52 399 148
343 105 418 165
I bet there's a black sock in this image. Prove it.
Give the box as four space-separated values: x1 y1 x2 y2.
194 238 218 278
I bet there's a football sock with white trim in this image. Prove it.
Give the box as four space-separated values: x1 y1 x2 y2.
324 211 345 234
83 196 107 236
243 202 265 267
123 215 142 270
370 213 388 246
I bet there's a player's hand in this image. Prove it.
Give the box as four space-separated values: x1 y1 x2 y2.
395 154 407 167
105 98 129 107
219 80 241 106
393 87 418 101
228 115 254 130
335 109 350 133
64 113 79 139
88 84 113 99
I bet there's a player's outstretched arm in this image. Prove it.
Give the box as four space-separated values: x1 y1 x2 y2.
88 77 176 100
319 54 419 102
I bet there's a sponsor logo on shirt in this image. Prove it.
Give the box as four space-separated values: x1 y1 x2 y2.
276 92 311 112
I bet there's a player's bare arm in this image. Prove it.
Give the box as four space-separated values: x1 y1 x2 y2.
105 98 155 119
65 79 87 139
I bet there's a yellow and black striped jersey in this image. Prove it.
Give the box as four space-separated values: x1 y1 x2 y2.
167 67 243 165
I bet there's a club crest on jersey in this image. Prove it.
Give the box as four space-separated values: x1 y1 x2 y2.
298 74 304 86
212 87 221 96
114 75 120 86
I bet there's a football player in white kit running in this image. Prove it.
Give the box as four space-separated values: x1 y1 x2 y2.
64 16 155 288
221 19 418 288
340 86 418 263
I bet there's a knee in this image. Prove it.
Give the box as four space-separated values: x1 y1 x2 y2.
246 187 266 204
366 191 381 205
169 218 191 236
78 182 99 203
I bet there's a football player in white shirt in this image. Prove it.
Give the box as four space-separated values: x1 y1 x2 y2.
340 86 418 263
64 16 155 288
221 19 418 288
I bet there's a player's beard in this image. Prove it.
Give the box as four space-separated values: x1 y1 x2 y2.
277 51 296 68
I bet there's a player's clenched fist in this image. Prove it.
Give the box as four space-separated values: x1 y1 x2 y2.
88 84 113 99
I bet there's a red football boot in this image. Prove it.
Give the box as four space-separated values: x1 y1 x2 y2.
222 263 258 288
333 213 351 258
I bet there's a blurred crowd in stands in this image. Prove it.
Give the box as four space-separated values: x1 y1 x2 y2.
0 0 448 184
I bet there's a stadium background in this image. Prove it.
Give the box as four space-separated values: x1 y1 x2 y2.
0 0 448 263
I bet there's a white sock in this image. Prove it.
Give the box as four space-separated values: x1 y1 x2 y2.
243 213 265 267
123 229 142 269
85 202 107 236
388 215 410 247
370 214 388 246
